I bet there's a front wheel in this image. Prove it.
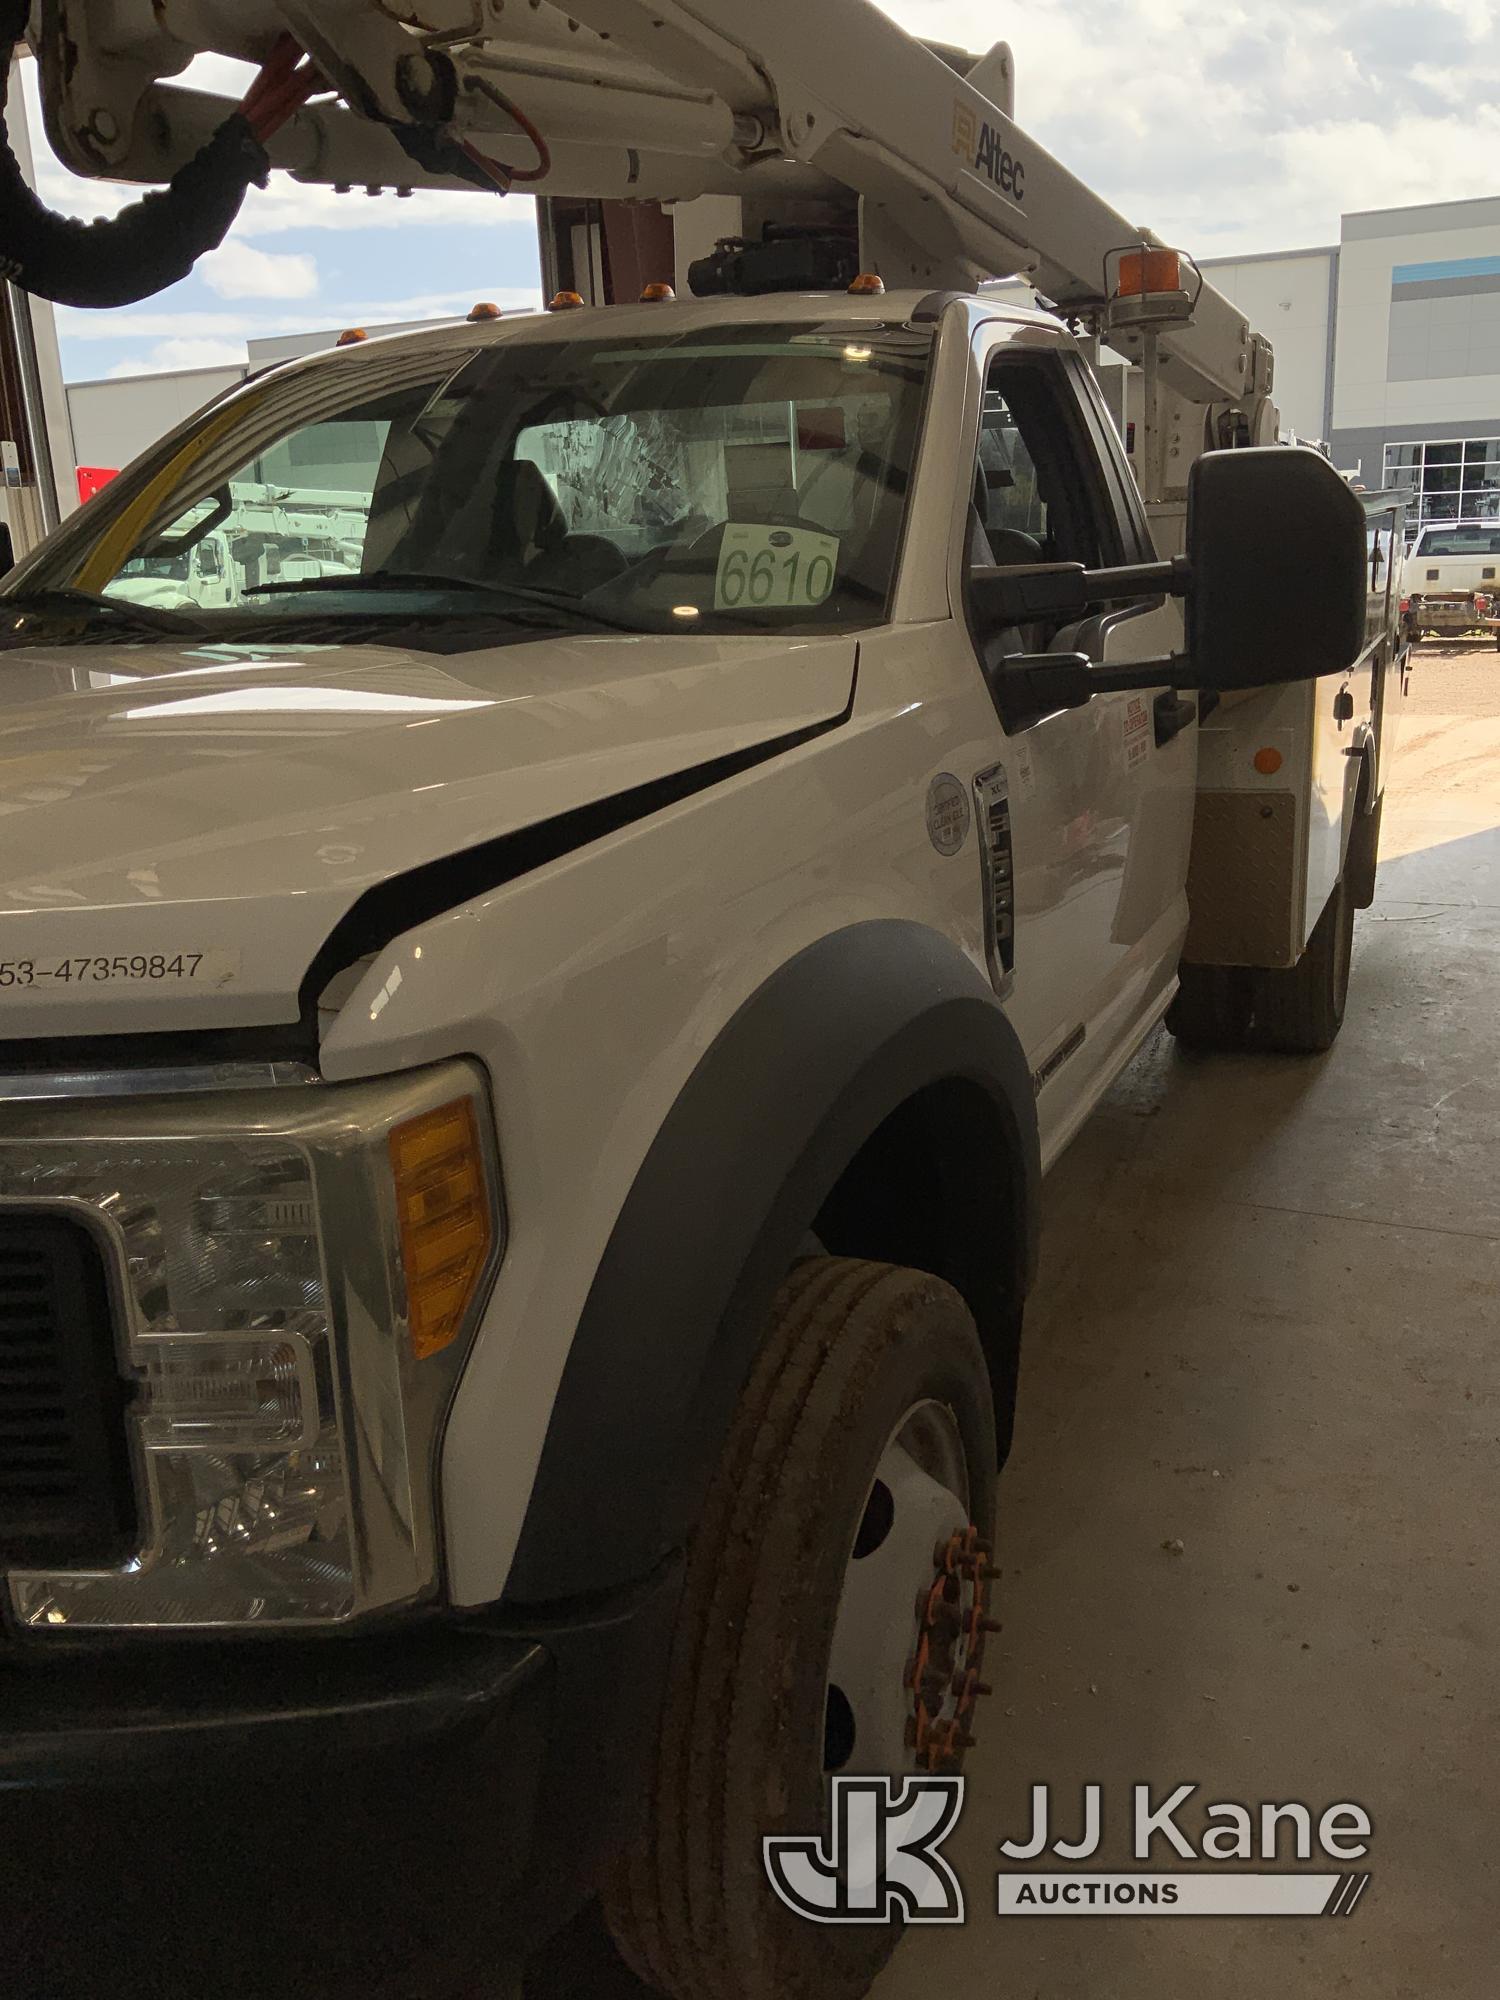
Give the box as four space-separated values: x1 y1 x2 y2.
605 1257 1000 2000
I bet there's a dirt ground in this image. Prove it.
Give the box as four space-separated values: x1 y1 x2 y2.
873 644 1500 1997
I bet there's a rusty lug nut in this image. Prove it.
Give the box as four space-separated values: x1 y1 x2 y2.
979 1615 1003 1634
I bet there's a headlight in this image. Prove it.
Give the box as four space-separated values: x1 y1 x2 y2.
0 1060 502 1632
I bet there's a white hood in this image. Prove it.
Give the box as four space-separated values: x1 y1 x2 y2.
0 630 856 1039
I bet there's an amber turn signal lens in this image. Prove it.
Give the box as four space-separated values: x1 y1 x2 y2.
389 1098 494 1360
1117 249 1182 298
1253 746 1284 776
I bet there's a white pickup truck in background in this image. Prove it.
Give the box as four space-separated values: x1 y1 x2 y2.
1404 521 1500 643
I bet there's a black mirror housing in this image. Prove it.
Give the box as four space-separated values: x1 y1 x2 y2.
0 520 13 577
1183 447 1368 691
970 446 1370 727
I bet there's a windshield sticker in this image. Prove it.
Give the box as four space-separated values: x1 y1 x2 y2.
0 950 242 994
714 524 840 613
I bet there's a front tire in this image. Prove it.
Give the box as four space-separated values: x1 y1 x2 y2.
605 1257 999 2000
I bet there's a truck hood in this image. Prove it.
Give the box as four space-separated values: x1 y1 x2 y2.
0 630 856 1040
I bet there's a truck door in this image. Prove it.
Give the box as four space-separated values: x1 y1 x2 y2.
962 335 1196 1147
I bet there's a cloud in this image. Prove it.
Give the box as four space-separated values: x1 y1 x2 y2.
107 339 249 377
56 288 542 350
201 243 319 300
881 0 1500 253
57 309 276 346
233 181 539 239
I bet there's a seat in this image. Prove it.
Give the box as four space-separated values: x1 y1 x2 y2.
988 526 1044 567
489 461 570 568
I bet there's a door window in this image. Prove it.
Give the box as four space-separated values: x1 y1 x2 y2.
968 352 1122 579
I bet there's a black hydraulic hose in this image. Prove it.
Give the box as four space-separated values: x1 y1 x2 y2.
0 6 270 309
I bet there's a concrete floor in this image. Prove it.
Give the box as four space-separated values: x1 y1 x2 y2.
874 647 1500 1999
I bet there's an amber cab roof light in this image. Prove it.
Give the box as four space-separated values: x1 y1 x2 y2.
847 272 886 296
467 302 503 321
640 282 677 302
548 290 586 312
335 328 369 346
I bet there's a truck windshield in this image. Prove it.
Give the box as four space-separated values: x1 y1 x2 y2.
13 322 932 646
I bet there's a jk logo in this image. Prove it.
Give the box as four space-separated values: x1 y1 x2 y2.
763 1777 966 1925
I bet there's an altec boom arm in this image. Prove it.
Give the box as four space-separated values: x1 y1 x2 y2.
36 0 1271 412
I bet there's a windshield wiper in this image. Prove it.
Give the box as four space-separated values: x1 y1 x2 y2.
244 569 645 633
245 570 494 597
0 586 209 638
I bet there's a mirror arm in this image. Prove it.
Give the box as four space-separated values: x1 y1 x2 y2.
1087 654 1183 692
994 650 1188 732
1000 651 1183 699
1083 555 1190 602
972 556 1189 628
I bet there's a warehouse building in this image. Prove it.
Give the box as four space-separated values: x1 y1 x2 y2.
1067 192 1500 525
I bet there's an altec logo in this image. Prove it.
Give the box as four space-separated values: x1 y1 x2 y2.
763 1777 966 1925
952 102 1026 203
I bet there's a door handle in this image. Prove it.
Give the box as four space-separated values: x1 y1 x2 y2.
1153 690 1196 747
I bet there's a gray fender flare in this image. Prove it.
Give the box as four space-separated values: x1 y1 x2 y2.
505 920 1040 1604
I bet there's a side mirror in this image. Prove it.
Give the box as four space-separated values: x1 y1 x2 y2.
0 520 13 576
973 447 1371 722
1183 447 1368 692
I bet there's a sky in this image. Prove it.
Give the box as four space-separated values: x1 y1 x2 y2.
24 0 1500 383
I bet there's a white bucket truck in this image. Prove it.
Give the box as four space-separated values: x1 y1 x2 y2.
0 7 1403 1996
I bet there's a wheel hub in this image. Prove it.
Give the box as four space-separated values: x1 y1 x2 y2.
825 1403 996 1778
907 1525 999 1772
